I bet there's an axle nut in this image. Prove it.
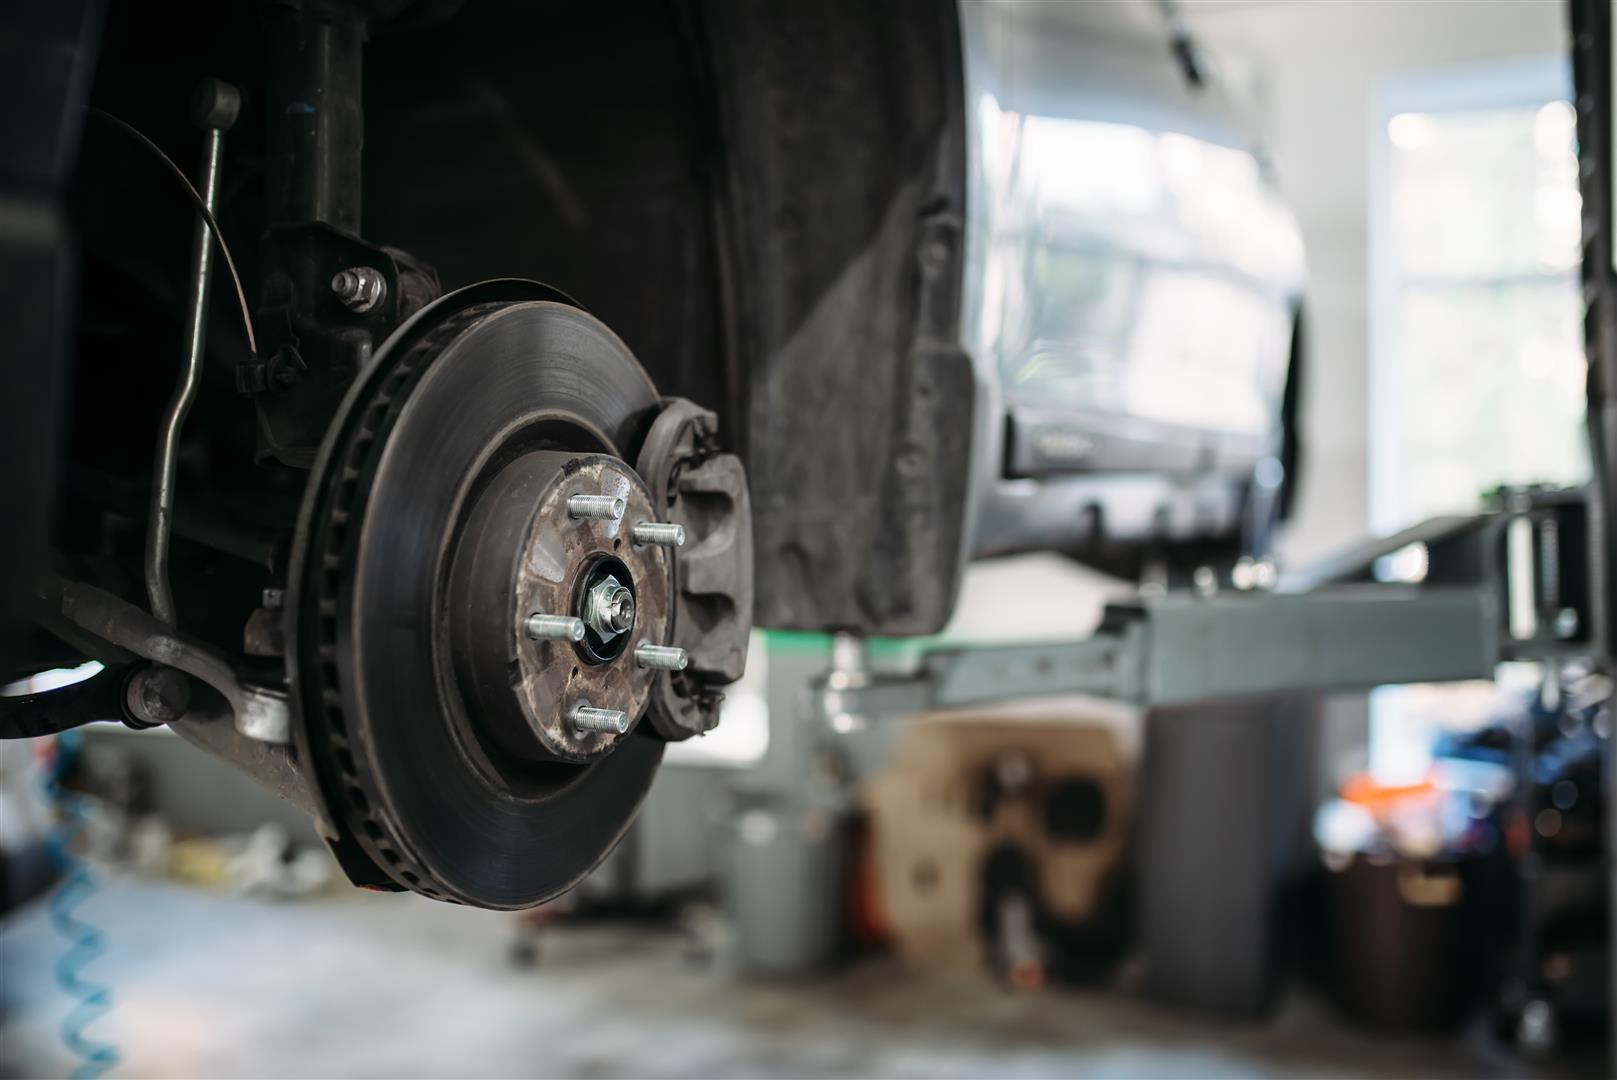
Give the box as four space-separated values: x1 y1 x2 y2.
583 574 635 642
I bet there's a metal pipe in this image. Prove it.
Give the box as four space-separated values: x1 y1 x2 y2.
72 466 280 568
145 88 236 625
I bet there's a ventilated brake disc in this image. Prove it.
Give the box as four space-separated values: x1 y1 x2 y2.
287 279 689 909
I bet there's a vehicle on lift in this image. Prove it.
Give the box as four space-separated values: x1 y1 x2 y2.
959 0 1304 574
0 0 1467 919
0 0 1302 909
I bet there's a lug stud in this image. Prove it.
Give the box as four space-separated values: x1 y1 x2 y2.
635 643 689 670
631 522 685 547
572 703 630 734
525 613 586 642
568 494 625 521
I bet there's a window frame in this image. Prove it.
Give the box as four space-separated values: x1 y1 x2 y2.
1368 54 1576 535
1366 55 1577 783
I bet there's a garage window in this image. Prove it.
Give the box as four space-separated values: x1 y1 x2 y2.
1371 57 1586 532
1368 56 1585 782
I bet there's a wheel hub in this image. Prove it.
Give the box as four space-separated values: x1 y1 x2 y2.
448 451 671 765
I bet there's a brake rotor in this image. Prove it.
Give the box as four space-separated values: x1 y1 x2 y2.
287 279 675 909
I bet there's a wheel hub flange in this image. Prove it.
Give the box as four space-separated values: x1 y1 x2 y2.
448 451 670 765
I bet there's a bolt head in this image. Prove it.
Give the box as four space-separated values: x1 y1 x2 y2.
127 667 190 725
331 266 387 314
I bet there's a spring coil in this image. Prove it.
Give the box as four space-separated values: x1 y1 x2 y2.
46 735 118 1079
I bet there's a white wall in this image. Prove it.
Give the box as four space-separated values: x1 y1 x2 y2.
1183 0 1570 562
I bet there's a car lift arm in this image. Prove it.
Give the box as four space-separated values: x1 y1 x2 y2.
816 488 1587 739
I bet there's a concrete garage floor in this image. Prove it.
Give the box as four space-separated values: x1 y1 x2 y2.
0 879 1562 1078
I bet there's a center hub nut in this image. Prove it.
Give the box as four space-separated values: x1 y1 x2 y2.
584 574 635 641
572 557 639 664
447 451 672 765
